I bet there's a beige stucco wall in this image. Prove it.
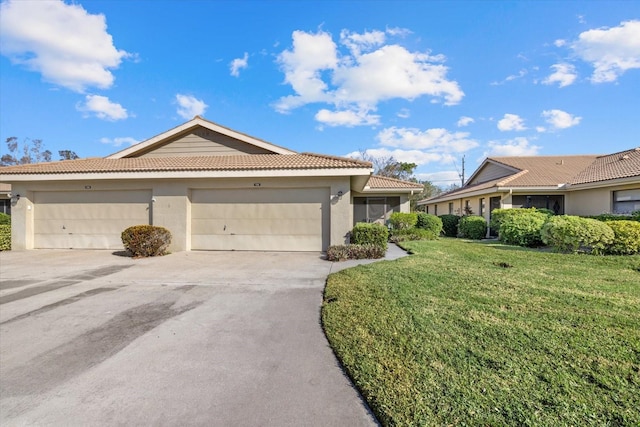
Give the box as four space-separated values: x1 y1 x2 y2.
7 176 354 252
565 183 640 216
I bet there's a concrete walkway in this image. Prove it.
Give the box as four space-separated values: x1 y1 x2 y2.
0 245 408 426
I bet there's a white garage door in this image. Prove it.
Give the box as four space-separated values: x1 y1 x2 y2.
191 188 329 251
34 190 152 249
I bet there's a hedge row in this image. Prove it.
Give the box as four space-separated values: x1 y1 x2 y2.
0 224 10 251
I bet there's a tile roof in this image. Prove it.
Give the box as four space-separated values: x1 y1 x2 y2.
366 175 424 189
570 147 640 184
0 153 372 175
421 149 640 204
487 155 599 186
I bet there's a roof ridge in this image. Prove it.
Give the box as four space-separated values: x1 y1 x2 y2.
496 169 528 186
301 152 373 167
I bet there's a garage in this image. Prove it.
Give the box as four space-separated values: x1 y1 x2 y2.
34 190 152 249
191 188 329 251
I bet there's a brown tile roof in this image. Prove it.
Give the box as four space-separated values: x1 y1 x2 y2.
0 153 372 175
488 155 599 186
570 148 640 184
366 175 424 189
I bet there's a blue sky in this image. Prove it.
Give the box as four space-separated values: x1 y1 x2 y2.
1 0 639 186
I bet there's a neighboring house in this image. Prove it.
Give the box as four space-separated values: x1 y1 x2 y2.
0 116 422 252
0 183 10 215
418 148 640 235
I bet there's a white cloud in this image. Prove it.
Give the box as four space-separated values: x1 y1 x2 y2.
346 147 456 166
274 28 463 122
416 170 461 185
0 0 129 92
315 108 380 127
541 109 582 130
230 52 249 77
457 116 474 127
175 94 208 120
377 127 479 153
542 63 578 87
572 20 640 83
100 136 139 147
486 137 541 157
491 69 527 85
554 39 567 47
397 108 410 119
77 95 128 120
497 114 527 131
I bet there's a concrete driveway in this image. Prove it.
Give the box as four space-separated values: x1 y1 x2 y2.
0 248 406 426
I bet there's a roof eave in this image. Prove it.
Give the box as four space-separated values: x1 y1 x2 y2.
566 175 640 190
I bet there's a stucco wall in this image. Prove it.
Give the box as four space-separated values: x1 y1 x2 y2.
7 176 353 252
565 184 640 216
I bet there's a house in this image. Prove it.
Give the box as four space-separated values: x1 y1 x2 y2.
0 116 422 252
418 148 640 234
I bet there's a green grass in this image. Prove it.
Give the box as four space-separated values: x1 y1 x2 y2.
322 238 640 426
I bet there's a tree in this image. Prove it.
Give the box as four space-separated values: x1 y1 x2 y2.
410 180 442 211
356 150 418 181
59 150 79 161
1 137 52 166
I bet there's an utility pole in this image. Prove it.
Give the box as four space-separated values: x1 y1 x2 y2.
458 155 465 187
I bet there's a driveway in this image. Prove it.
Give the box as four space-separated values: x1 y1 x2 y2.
0 247 406 426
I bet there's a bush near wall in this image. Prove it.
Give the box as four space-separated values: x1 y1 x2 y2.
416 213 443 236
351 222 388 250
496 208 550 247
121 225 172 258
0 213 10 225
0 224 10 251
587 212 640 223
458 215 487 240
438 214 460 237
389 228 437 243
541 216 614 255
388 212 418 231
326 244 386 261
604 220 640 255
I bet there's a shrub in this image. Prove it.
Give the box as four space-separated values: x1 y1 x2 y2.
390 228 437 243
416 213 443 236
389 212 417 231
0 224 10 251
458 215 487 240
121 225 172 257
439 214 460 237
489 208 510 231
326 244 386 261
605 220 640 255
587 213 640 223
0 212 10 225
541 215 614 254
351 222 388 250
498 208 549 247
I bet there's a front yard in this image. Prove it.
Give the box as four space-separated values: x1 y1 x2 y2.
322 238 640 426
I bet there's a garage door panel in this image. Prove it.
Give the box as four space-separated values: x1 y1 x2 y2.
191 234 320 252
34 190 151 249
191 188 328 251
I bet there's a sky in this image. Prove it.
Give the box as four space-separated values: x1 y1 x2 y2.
1 0 639 186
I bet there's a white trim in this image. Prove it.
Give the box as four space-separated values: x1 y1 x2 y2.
107 117 296 158
1 168 372 182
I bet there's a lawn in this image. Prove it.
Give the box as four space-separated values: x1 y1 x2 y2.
322 238 640 426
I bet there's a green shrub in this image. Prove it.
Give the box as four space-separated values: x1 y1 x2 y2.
489 208 510 231
416 213 443 236
498 208 549 247
389 212 417 231
0 213 10 225
390 228 437 243
121 225 172 257
326 244 386 261
458 215 487 240
587 213 640 223
439 214 460 237
605 220 640 255
0 224 10 251
541 215 614 254
351 222 388 250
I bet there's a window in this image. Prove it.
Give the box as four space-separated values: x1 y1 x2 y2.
353 197 401 225
512 195 564 215
464 200 472 215
479 198 485 216
0 199 9 215
613 189 640 214
435 205 438 215
448 202 453 214
425 206 429 214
